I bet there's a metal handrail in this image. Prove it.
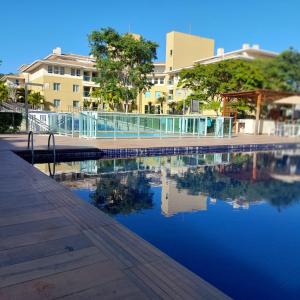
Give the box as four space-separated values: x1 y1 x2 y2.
48 162 56 178
48 132 56 162
27 131 34 164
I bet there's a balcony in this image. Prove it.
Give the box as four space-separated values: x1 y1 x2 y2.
83 75 91 82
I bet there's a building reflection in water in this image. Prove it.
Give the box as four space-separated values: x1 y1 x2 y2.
35 149 300 215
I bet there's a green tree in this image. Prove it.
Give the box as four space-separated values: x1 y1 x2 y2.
0 82 8 103
179 59 265 115
27 91 45 109
263 48 300 92
156 92 167 114
90 88 102 110
88 27 158 112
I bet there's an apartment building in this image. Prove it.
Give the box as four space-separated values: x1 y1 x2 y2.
3 47 99 111
141 33 277 115
3 31 278 114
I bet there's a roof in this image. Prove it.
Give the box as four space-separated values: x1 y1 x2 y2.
221 89 299 101
168 47 278 74
274 95 300 105
1 74 25 81
20 54 97 72
194 47 277 64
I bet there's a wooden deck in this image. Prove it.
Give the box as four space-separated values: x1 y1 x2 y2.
0 143 230 299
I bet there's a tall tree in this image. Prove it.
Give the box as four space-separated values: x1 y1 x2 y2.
263 48 300 92
88 28 158 112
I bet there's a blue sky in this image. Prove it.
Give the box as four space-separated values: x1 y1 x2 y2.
1 0 299 73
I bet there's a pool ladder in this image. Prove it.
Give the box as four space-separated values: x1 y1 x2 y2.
27 131 56 166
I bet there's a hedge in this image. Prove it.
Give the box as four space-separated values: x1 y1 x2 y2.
0 112 23 133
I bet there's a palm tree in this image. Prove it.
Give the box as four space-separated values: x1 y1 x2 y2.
156 92 166 114
27 91 45 110
168 102 177 114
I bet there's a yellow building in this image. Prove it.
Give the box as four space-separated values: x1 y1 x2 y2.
3 47 99 111
3 31 277 114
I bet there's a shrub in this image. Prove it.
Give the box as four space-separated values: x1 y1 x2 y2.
0 112 23 133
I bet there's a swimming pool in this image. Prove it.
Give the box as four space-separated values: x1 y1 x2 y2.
35 150 300 299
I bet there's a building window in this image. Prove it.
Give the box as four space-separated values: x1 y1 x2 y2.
73 100 80 108
53 83 61 91
54 66 59 74
60 67 65 75
15 79 19 86
83 72 91 81
83 87 90 97
76 69 81 76
159 77 164 84
144 91 151 98
73 84 79 92
53 99 61 107
71 68 75 76
170 50 173 56
144 105 149 114
48 65 53 73
155 91 161 98
154 77 159 85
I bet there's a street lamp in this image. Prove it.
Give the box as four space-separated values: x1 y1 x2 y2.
24 82 44 132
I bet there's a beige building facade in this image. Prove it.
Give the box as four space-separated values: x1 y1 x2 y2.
2 31 278 114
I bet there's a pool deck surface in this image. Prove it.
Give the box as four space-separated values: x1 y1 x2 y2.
0 134 233 299
1 133 300 299
1 133 300 151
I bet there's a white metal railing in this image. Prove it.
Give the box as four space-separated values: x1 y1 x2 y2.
274 123 300 137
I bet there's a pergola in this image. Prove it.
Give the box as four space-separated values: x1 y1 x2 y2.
220 89 300 134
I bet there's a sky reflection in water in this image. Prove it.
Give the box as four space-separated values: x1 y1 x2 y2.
36 149 300 300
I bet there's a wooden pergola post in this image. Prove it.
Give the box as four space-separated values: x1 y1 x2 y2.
255 92 262 135
222 96 227 116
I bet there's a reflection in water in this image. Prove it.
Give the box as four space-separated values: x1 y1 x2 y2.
91 173 153 215
34 150 300 214
35 149 300 300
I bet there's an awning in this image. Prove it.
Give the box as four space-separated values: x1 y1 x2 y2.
274 96 300 105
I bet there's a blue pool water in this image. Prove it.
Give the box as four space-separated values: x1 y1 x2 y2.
37 150 300 299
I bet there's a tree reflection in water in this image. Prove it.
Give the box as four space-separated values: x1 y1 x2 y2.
174 153 300 210
90 172 153 215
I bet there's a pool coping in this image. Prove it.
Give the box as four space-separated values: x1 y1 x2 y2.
14 141 300 163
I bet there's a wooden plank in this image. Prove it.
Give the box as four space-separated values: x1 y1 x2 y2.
0 233 93 268
0 217 71 239
0 209 61 227
44 277 147 300
0 260 126 300
0 247 106 288
0 225 79 251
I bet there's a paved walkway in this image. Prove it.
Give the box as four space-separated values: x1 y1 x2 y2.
0 137 230 299
1 133 300 151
